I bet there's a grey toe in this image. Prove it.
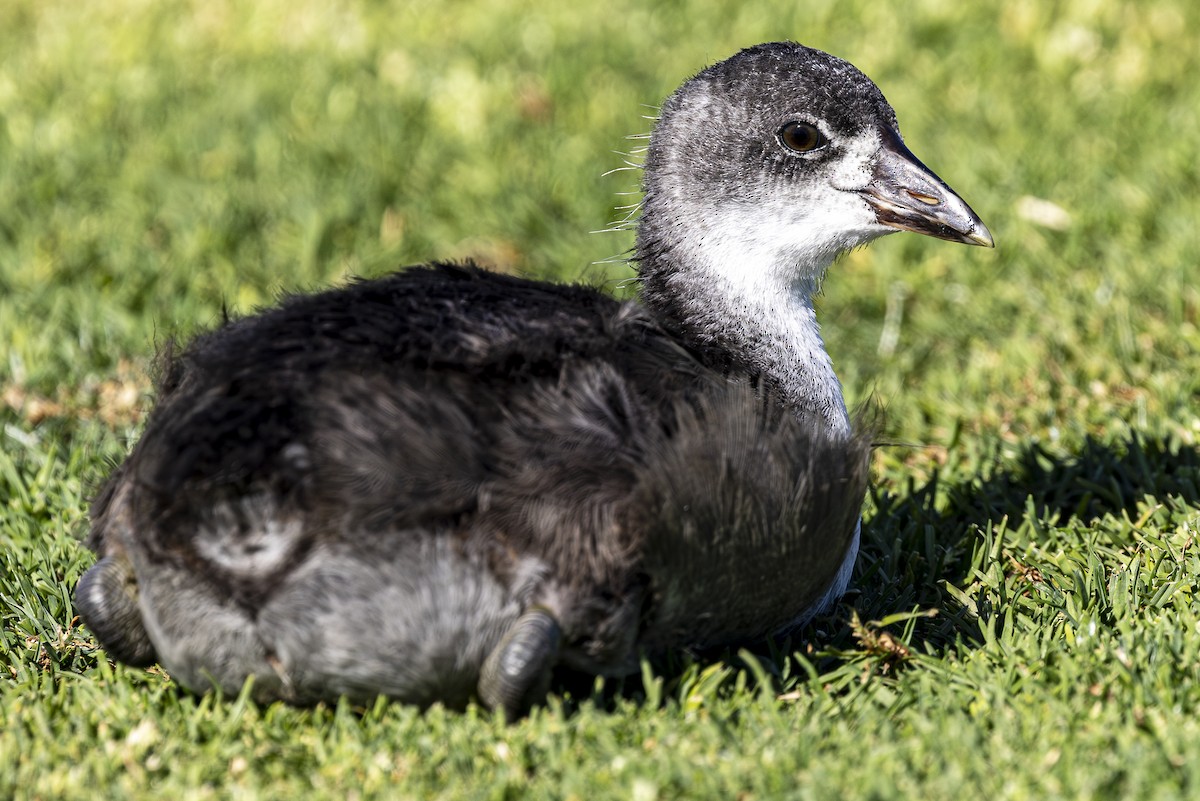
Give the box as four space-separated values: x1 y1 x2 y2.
75 555 158 667
478 607 562 718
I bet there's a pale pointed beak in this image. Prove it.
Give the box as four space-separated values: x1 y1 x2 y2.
858 128 994 248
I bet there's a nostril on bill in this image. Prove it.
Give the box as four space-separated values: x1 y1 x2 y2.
905 189 941 206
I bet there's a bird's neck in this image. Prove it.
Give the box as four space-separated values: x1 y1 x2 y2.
638 245 849 435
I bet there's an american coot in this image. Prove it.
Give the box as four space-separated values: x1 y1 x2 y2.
76 41 992 717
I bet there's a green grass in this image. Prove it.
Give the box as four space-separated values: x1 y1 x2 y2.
3 0 1200 798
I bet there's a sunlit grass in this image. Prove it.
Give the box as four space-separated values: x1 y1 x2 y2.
3 0 1200 798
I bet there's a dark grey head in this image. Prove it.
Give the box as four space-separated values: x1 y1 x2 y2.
636 42 992 288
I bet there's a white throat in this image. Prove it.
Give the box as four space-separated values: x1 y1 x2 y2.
664 190 887 434
687 257 849 434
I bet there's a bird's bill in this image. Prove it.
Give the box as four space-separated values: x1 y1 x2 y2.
858 128 994 248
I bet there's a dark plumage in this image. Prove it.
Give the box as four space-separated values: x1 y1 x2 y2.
76 42 991 716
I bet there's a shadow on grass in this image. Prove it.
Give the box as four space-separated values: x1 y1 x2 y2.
840 431 1200 658
556 432 1200 714
862 432 1200 599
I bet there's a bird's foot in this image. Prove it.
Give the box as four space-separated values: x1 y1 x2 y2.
75 554 158 667
478 606 561 719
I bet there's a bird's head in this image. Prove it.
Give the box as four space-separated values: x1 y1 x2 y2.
637 41 992 287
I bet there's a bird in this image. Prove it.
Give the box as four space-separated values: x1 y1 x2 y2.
75 41 992 717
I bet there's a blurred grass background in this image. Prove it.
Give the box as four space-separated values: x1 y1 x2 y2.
2 0 1199 798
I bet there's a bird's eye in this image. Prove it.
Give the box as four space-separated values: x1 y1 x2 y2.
779 121 827 153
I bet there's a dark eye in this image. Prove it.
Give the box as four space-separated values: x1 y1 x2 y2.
779 121 827 153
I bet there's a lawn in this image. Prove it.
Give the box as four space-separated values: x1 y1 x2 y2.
3 0 1200 798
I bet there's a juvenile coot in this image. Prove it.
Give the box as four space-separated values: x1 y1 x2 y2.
76 42 992 717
